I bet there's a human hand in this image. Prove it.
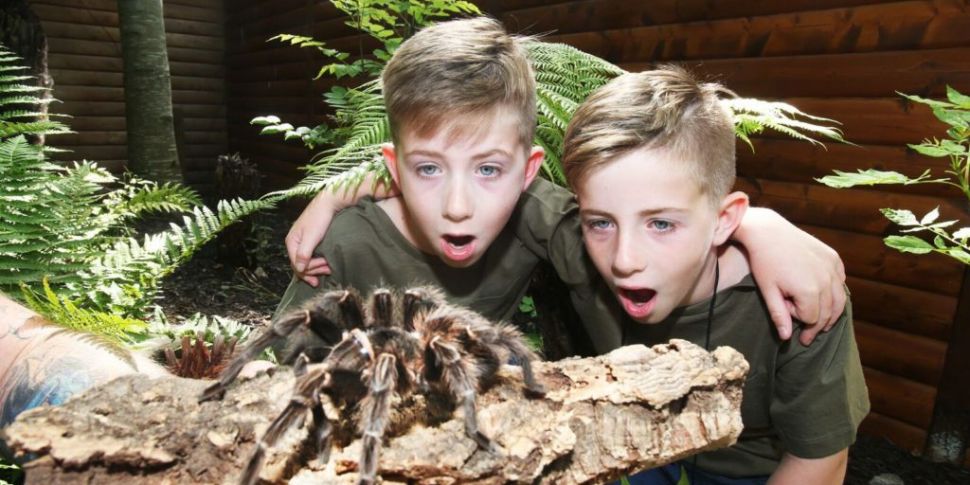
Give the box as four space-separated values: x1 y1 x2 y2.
286 196 335 287
737 208 847 344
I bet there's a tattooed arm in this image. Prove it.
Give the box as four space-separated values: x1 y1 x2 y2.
0 293 166 434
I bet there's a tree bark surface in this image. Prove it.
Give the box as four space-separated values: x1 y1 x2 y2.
117 0 181 183
4 340 748 484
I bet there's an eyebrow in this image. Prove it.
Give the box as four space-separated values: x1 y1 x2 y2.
579 207 688 218
404 148 514 161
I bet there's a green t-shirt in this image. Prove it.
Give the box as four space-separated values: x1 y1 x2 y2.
625 274 870 477
273 178 624 362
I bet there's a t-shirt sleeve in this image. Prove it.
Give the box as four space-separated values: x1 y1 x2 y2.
770 300 870 458
511 177 624 353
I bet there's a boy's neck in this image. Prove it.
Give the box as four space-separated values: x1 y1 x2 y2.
376 197 434 255
686 243 750 307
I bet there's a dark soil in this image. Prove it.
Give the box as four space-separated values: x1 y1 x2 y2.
155 211 970 485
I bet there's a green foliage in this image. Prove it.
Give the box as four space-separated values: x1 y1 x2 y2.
76 197 277 317
726 97 847 150
818 87 970 266
0 46 70 141
20 279 146 344
0 459 21 485
258 0 479 149
0 42 278 343
134 308 259 354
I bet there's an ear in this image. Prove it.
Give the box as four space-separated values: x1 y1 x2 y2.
522 145 545 190
713 191 749 246
381 143 402 188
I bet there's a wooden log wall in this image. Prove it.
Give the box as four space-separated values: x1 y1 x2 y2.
228 0 970 457
27 0 227 192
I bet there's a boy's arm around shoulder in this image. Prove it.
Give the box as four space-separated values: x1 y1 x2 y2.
769 298 869 471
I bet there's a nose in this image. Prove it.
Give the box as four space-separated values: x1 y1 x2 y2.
443 180 473 222
611 228 645 277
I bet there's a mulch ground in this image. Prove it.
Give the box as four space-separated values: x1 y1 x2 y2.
156 211 970 485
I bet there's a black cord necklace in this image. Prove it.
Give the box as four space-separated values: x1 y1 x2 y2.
689 257 721 483
705 258 720 351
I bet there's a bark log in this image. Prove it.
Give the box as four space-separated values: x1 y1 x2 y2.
4 340 748 484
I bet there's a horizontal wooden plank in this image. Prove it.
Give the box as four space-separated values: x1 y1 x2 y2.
166 46 226 65
48 144 127 161
47 37 121 58
30 3 118 27
681 47 970 99
171 76 226 92
848 275 956 340
856 319 947 386
30 0 116 11
777 97 945 147
859 411 927 453
64 116 126 132
183 143 229 158
166 32 224 52
168 61 225 79
802 224 964 296
52 85 122 102
228 0 341 29
229 16 357 55
38 19 120 43
737 138 963 199
55 100 124 116
55 131 125 146
163 3 223 24
501 0 893 35
163 17 226 38
49 68 123 87
182 131 228 145
863 366 936 430
180 117 228 132
546 0 970 63
48 53 123 72
740 177 966 237
172 90 225 106
225 60 316 83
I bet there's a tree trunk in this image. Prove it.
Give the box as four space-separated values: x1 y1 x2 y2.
116 0 181 183
4 340 748 484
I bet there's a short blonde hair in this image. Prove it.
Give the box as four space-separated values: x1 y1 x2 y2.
382 17 536 150
563 66 736 203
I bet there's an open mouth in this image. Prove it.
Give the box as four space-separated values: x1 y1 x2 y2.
440 234 476 262
617 287 657 319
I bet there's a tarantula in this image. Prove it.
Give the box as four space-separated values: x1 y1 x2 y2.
200 285 546 485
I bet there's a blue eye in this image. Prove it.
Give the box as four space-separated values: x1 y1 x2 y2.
650 220 674 232
585 219 613 232
416 164 440 177
478 165 500 177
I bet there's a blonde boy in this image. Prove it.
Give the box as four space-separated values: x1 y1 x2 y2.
277 17 847 363
563 67 869 483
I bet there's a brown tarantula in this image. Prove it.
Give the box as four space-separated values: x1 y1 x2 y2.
200 286 546 485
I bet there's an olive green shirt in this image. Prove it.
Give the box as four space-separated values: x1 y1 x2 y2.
626 274 870 477
274 178 624 361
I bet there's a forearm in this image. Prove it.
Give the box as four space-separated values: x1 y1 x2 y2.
768 450 847 485
0 294 165 428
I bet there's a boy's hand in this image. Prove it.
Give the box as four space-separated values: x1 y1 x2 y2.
286 201 334 287
286 170 399 286
736 208 847 344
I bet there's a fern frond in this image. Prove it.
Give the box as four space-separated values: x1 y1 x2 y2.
20 279 146 344
725 98 847 150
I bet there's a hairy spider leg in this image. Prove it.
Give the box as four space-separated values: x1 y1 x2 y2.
239 365 330 485
402 286 445 331
429 336 499 453
369 288 397 328
357 352 399 485
200 309 313 402
240 330 377 485
486 323 547 396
